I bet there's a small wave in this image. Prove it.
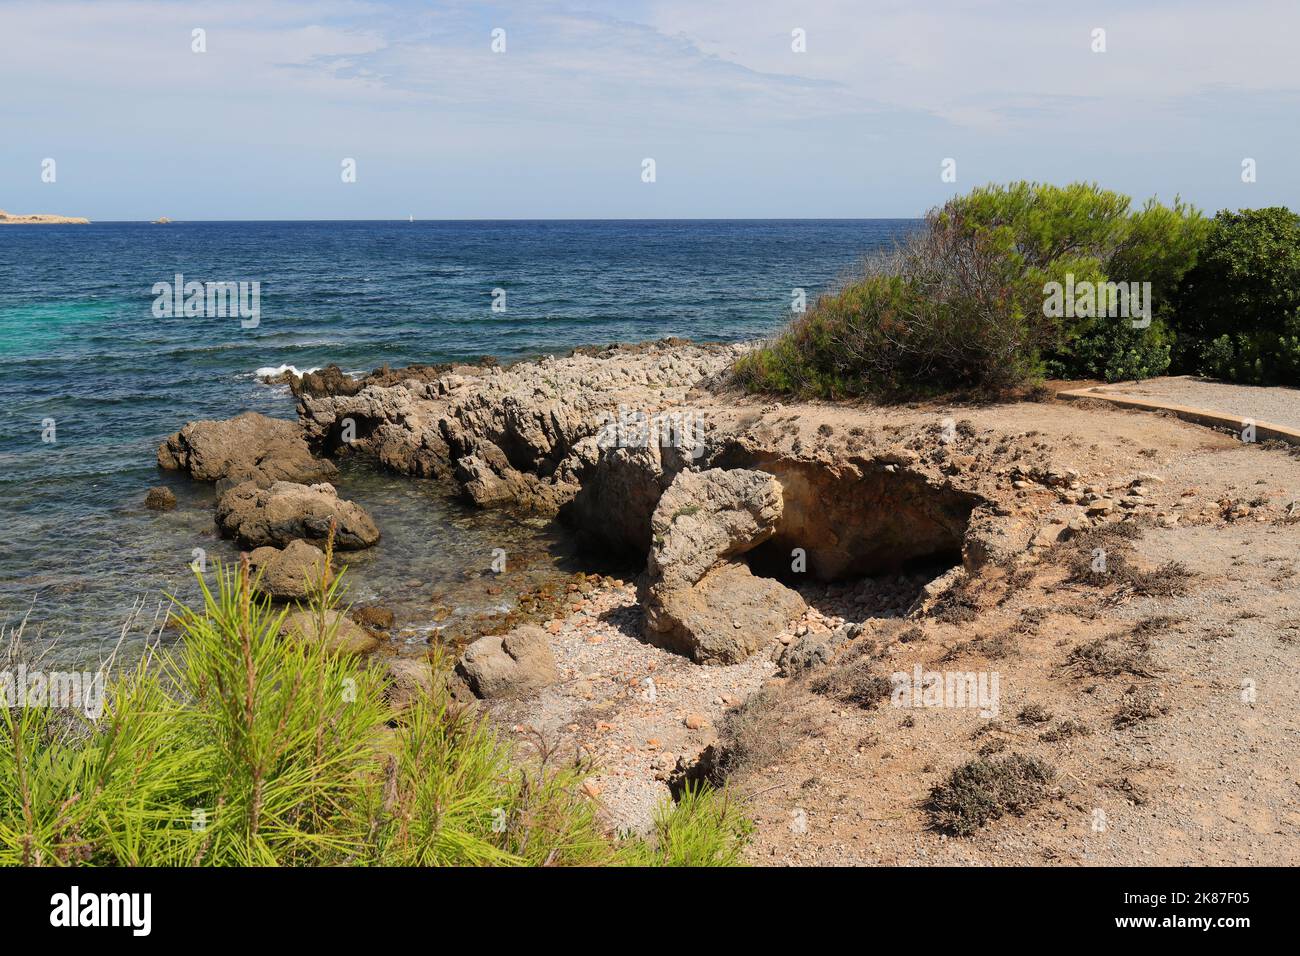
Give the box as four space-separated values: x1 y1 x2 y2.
253 364 320 380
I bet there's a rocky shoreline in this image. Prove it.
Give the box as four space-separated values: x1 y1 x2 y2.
149 338 1300 849
160 339 1046 663
0 208 90 224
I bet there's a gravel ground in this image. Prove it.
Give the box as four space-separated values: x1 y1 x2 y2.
484 581 778 835
1089 376 1300 430
483 570 939 834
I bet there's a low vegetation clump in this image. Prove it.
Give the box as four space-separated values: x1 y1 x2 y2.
1016 703 1053 725
810 660 894 709
1064 626 1162 680
1061 525 1142 587
1113 691 1170 729
736 181 1300 398
926 753 1056 836
715 687 818 782
1064 545 1193 603
1127 560 1194 597
620 782 753 867
939 631 1016 663
1039 719 1092 743
1054 521 1192 601
0 554 749 867
928 574 984 624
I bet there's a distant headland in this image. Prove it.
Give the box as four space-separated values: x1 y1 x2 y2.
0 207 90 225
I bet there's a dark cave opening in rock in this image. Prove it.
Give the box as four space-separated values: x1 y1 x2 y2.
744 540 965 589
564 450 987 633
726 456 985 618
728 456 982 572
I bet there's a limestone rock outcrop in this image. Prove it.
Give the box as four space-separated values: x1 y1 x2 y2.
158 411 337 488
216 481 379 550
641 468 806 665
295 341 742 516
247 539 327 600
281 608 381 656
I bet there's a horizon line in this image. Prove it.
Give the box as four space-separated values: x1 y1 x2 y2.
16 216 925 225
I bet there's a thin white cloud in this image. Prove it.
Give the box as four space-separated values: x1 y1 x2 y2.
2 0 1296 217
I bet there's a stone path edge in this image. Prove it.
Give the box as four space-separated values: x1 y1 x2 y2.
1057 387 1300 446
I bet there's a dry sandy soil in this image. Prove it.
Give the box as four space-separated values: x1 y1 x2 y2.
491 393 1300 865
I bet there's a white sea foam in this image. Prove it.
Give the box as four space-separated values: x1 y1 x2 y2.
254 363 320 380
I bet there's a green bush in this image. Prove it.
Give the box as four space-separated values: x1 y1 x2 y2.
735 182 1205 398
620 782 754 867
735 207 1051 399
1043 318 1174 383
1171 207 1300 383
1 555 750 867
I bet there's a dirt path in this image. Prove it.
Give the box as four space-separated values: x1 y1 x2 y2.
1077 375 1300 432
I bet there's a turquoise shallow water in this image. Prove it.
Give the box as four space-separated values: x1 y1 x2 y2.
0 219 916 662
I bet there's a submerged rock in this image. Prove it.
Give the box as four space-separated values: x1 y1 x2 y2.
216 480 380 550
351 605 395 631
144 486 176 511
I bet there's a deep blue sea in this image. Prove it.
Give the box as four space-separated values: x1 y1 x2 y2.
0 219 915 662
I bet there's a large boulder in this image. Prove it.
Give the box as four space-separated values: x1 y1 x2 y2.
158 411 337 488
247 540 326 600
647 468 784 591
456 625 557 699
648 562 806 665
281 609 381 656
216 481 380 550
641 468 806 664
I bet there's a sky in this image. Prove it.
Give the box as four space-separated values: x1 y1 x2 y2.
1 0 1297 220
